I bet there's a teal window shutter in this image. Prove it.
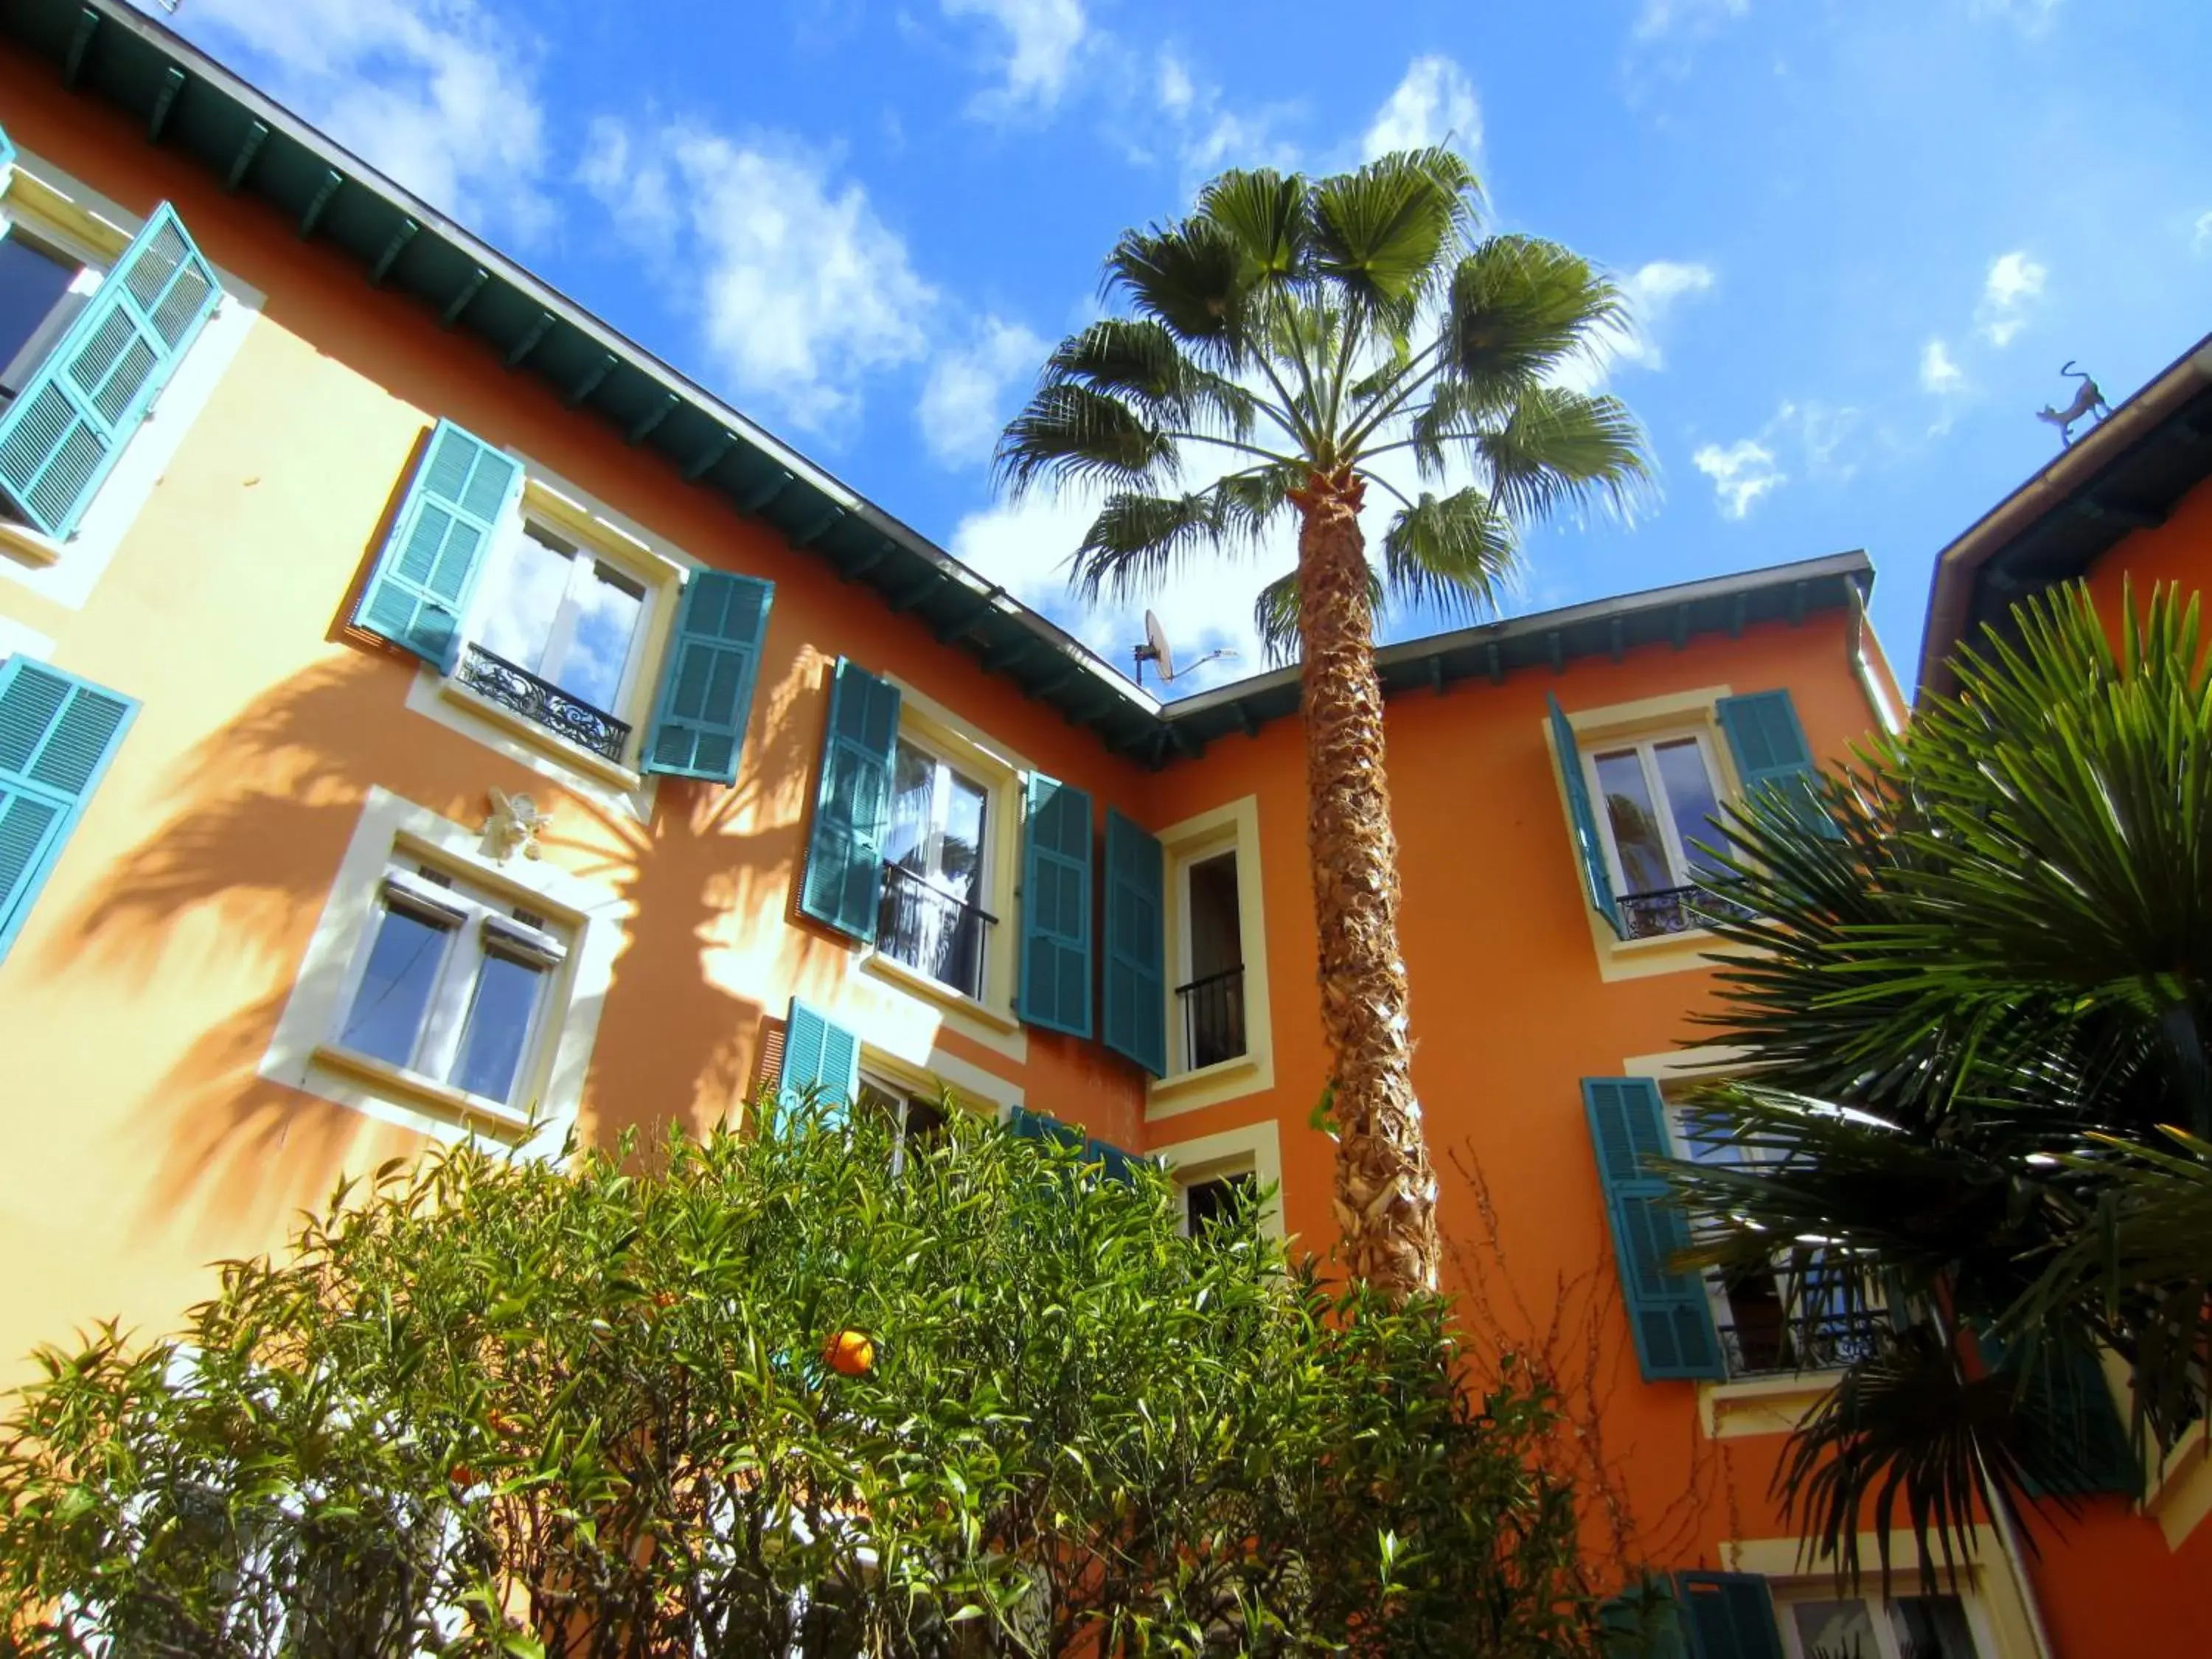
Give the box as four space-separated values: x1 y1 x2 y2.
797 659 901 939
1584 1077 1725 1382
2003 1336 2140 1498
0 119 15 179
0 202 220 540
1018 773 1093 1037
1714 689 1832 835
1101 810 1166 1076
1599 1573 1687 1659
0 659 136 964
1548 692 1621 936
1674 1573 1783 1659
352 419 521 672
1008 1107 1145 1186
776 998 861 1132
643 570 775 784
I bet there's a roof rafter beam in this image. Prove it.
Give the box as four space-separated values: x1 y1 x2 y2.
738 470 792 512
682 433 737 482
565 352 615 408
298 170 342 239
439 268 489 329
935 588 1003 643
61 7 97 90
225 120 268 191
888 573 940 613
504 310 554 369
1486 642 1504 684
368 218 417 285
626 392 678 445
836 543 890 583
790 504 846 548
147 66 185 143
984 634 1035 671
1237 701 1262 737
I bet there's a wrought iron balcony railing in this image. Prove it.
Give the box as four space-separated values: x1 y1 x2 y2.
457 643 632 764
877 862 994 1001
1718 1307 1893 1380
1175 965 1247 1072
1618 883 1753 941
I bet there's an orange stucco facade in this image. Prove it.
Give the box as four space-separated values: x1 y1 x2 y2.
0 24 2206 1656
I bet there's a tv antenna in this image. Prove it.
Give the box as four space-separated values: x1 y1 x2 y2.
1132 608 1236 688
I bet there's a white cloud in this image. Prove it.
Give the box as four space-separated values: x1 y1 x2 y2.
1976 250 2047 347
158 0 549 235
941 0 1088 116
1158 52 1196 116
1919 338 1965 394
1692 438 1784 519
2193 211 2212 255
1635 0 1750 41
1553 260 1716 394
918 316 1049 467
1360 55 1481 162
947 489 1275 698
578 122 937 432
1969 0 2064 32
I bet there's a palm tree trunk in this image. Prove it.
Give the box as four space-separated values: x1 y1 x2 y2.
1289 467 1438 1299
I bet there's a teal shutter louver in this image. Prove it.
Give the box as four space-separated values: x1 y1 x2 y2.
1584 1077 1725 1382
1101 810 1166 1076
1599 1573 1688 1659
797 659 901 939
1009 1107 1146 1186
1997 1335 2140 1498
643 570 774 784
0 202 220 540
775 998 861 1132
1018 773 1093 1038
0 659 136 964
1674 1573 1784 1659
352 419 521 672
1548 692 1621 936
1714 689 1832 835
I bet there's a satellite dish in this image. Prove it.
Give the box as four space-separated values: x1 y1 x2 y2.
1130 608 1237 689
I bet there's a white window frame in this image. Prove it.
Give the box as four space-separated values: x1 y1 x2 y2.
325 862 570 1115
1152 1120 1285 1242
856 1071 955 1177
0 146 261 608
851 679 1026 1060
1728 1531 2027 1659
1147 795 1273 1118
1771 1584 1990 1659
259 786 627 1157
1579 727 1728 900
406 466 691 816
875 730 995 1003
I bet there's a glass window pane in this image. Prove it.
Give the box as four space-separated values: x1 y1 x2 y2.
475 526 574 675
338 908 451 1068
885 742 934 874
1654 738 1725 876
451 950 546 1104
1791 1599 1882 1659
1592 749 1673 894
939 769 987 899
1891 1596 1978 1659
555 562 645 713
0 234 82 395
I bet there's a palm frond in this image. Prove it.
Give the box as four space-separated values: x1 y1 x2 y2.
1102 218 1252 364
1472 386 1649 523
1040 319 1262 441
994 383 1177 501
1443 235 1628 390
1197 167 1312 285
1070 476 1287 605
1375 487 1514 624
1310 149 1480 321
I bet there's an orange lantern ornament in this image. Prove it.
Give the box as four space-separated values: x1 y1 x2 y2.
823 1328 876 1377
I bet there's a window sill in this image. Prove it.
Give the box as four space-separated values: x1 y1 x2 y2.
1697 1370 1842 1439
860 947 1020 1034
436 675 644 793
0 519 62 568
311 1043 539 1140
1146 1048 1270 1118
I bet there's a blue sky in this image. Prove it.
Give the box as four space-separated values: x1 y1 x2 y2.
147 0 2212 695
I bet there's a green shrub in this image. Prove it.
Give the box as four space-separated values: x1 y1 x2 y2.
0 1105 1601 1656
